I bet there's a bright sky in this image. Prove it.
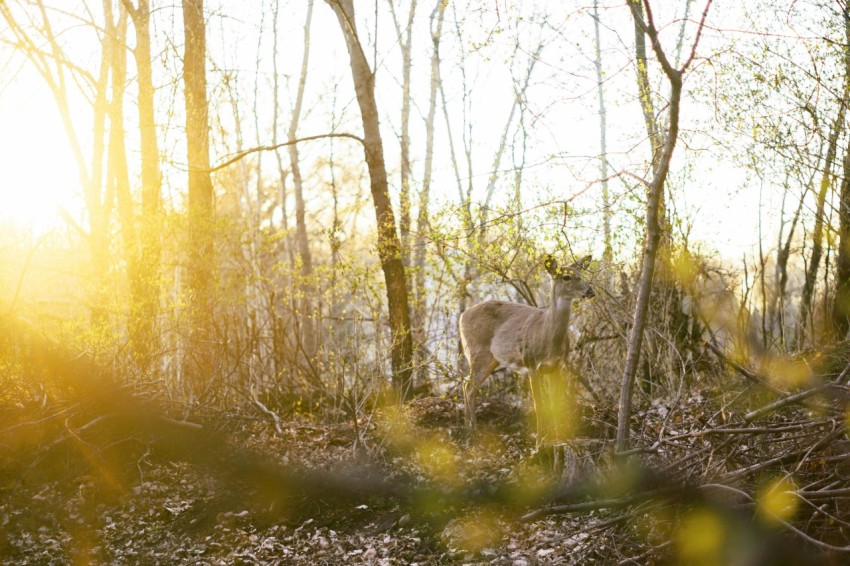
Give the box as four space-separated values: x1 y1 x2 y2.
0 1 813 264
0 60 81 231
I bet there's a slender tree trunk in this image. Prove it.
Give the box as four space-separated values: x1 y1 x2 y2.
224 77 250 224
270 0 294 266
269 0 295 384
106 2 147 367
326 0 414 398
592 0 612 261
289 0 317 359
627 0 694 389
412 0 446 368
631 0 669 271
479 42 542 233
123 0 163 371
512 110 528 231
775 188 804 347
831 14 850 341
758 182 769 349
451 1 477 318
251 9 265 233
435 29 475 362
388 0 417 264
182 0 215 394
801 84 848 342
616 0 710 452
632 2 662 163
243 6 267 386
88 11 113 328
835 152 850 339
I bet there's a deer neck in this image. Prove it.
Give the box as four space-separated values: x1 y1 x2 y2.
542 292 572 359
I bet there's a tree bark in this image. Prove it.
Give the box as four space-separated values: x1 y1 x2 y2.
182 0 216 394
616 0 711 452
325 0 414 398
88 5 113 328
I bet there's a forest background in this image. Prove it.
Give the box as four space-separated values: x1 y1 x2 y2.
3 0 850 563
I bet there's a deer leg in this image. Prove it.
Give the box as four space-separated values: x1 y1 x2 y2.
464 356 497 430
529 371 545 447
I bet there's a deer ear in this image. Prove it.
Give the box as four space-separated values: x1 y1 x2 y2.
577 255 593 270
543 255 558 276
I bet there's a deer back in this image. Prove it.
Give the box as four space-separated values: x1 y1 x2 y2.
460 300 549 372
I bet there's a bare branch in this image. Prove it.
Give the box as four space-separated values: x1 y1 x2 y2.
210 133 364 173
681 0 713 71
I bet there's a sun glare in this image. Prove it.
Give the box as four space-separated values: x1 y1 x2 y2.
0 64 80 233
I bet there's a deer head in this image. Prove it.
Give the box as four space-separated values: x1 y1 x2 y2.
544 255 596 303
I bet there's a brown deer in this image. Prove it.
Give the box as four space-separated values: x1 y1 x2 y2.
459 255 595 437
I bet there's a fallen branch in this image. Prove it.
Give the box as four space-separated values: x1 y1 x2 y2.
704 341 786 396
743 361 850 422
520 496 642 521
251 387 283 435
744 383 832 422
720 427 844 482
797 487 850 499
520 487 675 521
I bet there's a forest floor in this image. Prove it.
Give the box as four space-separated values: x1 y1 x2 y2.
4 348 849 565
0 394 627 565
